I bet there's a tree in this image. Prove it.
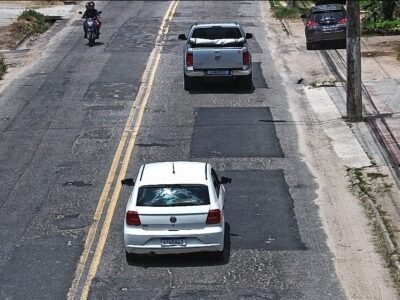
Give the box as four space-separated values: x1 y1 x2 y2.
382 0 396 20
362 0 398 20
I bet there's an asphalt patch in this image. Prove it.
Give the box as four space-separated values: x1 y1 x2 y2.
83 82 137 103
0 235 83 299
105 17 159 53
191 107 283 158
222 169 305 251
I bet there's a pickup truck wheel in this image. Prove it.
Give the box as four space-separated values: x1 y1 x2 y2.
241 74 253 90
184 75 193 91
306 42 313 50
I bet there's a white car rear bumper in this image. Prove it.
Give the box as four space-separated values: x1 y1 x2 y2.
124 225 224 254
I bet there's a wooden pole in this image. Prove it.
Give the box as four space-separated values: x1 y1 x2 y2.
346 0 362 119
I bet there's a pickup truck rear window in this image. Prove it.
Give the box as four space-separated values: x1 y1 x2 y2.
137 184 210 207
192 27 242 39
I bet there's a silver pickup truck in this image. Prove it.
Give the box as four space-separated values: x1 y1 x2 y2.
178 23 253 91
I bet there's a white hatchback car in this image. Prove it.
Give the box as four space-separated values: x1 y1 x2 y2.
122 161 231 261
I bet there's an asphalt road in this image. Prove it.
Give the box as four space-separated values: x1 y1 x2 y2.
0 1 346 299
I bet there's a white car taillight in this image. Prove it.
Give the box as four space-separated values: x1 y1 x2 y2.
206 209 221 224
126 211 141 226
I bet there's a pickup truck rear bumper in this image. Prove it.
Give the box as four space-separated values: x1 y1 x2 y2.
184 69 252 77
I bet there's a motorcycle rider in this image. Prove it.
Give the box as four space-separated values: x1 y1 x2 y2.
82 1 101 38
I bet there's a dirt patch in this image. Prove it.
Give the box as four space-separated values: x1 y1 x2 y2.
362 39 400 61
0 1 63 7
0 21 30 50
362 50 397 58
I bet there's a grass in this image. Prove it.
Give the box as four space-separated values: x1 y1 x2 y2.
367 172 388 179
347 167 400 290
0 55 6 80
363 18 400 35
16 9 51 36
309 78 337 88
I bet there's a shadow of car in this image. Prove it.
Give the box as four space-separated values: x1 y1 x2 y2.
301 4 347 50
187 76 255 94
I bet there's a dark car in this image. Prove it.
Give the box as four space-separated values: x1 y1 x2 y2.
302 4 347 50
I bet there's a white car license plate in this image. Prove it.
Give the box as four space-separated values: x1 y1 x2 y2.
161 238 187 247
207 70 231 75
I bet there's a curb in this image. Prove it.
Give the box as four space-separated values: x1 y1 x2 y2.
349 168 400 275
15 34 30 49
280 19 292 36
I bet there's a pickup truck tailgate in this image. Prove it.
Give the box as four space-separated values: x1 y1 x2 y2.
193 48 243 69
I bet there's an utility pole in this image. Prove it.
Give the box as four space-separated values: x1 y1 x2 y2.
346 0 362 119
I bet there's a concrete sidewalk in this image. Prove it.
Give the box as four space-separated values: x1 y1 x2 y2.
279 14 400 286
283 17 400 169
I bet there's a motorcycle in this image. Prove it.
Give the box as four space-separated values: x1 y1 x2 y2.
79 11 102 47
85 17 98 47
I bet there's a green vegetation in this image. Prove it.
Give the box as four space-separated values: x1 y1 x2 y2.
363 18 400 34
270 0 310 19
348 167 400 291
367 172 388 179
309 78 337 88
361 0 400 34
17 9 51 36
0 55 7 80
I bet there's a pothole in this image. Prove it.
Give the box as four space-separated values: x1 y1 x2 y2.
63 181 92 187
53 213 91 230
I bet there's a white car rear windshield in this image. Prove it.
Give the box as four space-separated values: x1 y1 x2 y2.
137 185 210 207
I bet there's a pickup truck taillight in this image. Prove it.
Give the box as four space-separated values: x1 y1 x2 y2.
186 52 193 67
338 18 347 24
126 211 141 226
243 51 251 66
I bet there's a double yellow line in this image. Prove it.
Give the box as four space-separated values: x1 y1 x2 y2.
67 1 179 299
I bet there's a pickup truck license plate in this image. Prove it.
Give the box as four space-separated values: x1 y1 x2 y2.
207 70 231 75
161 238 186 247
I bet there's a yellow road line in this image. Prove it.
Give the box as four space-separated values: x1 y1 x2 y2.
77 1 179 299
67 40 150 300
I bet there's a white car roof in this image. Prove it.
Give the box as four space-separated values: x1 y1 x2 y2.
138 161 208 186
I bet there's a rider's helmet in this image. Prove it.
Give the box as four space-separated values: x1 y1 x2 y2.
88 1 95 9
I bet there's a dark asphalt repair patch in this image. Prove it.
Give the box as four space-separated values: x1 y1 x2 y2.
252 62 268 88
0 235 83 300
222 169 306 251
191 107 283 158
105 17 159 53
